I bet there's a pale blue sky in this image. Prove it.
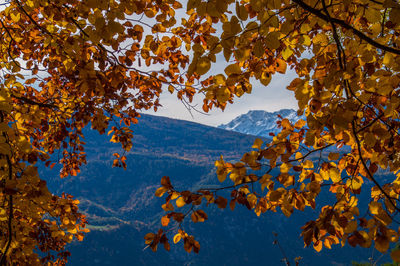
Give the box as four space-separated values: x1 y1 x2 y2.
145 71 298 127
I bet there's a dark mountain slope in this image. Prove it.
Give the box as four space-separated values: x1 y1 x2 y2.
41 114 373 265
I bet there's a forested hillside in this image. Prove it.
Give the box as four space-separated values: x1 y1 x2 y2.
40 114 377 265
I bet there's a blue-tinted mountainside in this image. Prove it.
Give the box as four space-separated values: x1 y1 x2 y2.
41 114 374 265
218 109 304 137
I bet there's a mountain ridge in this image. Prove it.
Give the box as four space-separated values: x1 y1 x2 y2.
218 109 304 137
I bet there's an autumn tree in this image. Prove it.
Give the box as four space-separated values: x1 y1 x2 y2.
0 0 197 264
2 0 400 264
146 0 400 263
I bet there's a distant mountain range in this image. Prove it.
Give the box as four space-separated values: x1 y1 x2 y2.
41 113 376 265
218 109 303 137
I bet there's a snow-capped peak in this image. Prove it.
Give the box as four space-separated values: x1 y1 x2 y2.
218 109 303 137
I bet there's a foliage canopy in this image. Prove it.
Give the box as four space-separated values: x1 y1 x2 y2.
2 0 400 264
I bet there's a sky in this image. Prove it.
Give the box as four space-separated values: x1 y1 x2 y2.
144 71 298 127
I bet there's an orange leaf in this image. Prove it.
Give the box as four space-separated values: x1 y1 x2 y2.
161 216 170 227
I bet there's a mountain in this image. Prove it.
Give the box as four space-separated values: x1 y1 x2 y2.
41 114 375 265
218 109 303 137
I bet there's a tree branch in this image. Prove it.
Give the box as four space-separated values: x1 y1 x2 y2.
321 0 346 69
292 0 400 55
351 120 400 212
15 0 50 35
12 95 57 109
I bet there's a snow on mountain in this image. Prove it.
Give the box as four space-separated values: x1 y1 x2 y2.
218 109 303 137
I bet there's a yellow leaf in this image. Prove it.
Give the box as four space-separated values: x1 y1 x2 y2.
234 48 251 61
369 201 381 215
275 59 287 74
294 119 306 129
247 193 257 209
260 72 271 86
282 47 293 60
216 88 231 103
365 8 381 23
280 163 292 174
176 197 186 208
62 217 70 225
196 57 211 75
11 12 21 22
344 220 358 234
302 35 311 46
313 33 329 45
313 240 323 252
173 234 182 244
259 174 272 191
295 152 303 160
252 138 263 149
303 160 313 169
253 40 264 57
217 170 227 183
383 52 394 66
324 239 332 249
214 74 226 85
68 227 77 234
216 156 227 182
346 177 363 191
155 187 168 197
265 32 280 50
329 168 341 183
171 192 180 200
281 202 293 217
225 64 241 75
